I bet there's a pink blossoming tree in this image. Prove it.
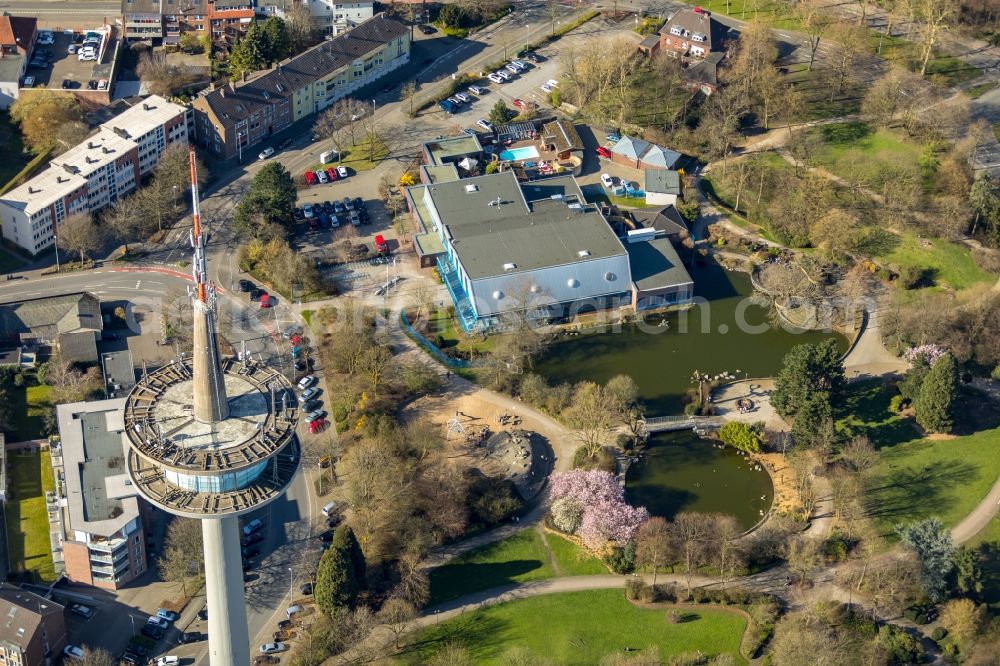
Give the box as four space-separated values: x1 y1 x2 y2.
548 470 649 549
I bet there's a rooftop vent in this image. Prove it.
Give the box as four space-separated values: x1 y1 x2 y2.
142 102 151 110
57 176 66 183
113 127 130 139
87 141 95 149
465 183 478 193
27 186 36 194
503 262 516 272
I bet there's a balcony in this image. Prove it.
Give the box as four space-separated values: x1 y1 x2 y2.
87 537 127 553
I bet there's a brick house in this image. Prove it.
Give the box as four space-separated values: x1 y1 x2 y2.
658 7 729 61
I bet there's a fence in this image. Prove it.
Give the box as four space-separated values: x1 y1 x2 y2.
399 311 471 368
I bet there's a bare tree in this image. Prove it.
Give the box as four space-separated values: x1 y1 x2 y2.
795 0 833 71
57 214 104 265
400 81 418 118
81 647 116 666
708 514 744 580
669 512 709 596
137 50 196 97
376 595 417 649
563 382 618 459
827 21 870 99
285 1 319 54
913 0 956 76
635 517 674 585
159 517 204 595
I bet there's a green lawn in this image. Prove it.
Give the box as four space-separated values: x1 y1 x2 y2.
424 308 494 356
866 427 1000 540
679 0 801 29
0 113 32 189
301 309 314 328
967 81 998 99
5 450 57 582
306 136 388 174
809 122 923 183
8 382 51 442
923 55 984 87
428 530 605 606
878 234 996 291
835 379 918 447
400 589 748 665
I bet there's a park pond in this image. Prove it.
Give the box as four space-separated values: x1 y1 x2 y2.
535 261 848 415
625 431 774 530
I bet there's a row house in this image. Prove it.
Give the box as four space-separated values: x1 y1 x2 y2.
192 13 408 160
121 0 253 44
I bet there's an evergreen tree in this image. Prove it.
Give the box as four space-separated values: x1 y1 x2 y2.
233 162 296 237
314 539 359 617
953 546 984 599
898 355 930 402
262 17 290 64
772 340 845 418
896 517 955 602
488 100 513 126
915 353 959 434
331 525 366 588
228 22 269 80
790 391 835 450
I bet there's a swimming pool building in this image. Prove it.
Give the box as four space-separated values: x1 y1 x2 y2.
406 169 693 331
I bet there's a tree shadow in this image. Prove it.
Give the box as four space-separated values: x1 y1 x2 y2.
862 459 978 529
976 542 1000 608
835 379 919 448
400 613 509 663
428 560 549 606
819 121 873 145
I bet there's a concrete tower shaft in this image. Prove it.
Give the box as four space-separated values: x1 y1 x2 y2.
203 516 251 666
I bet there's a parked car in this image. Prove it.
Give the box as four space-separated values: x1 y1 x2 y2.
69 604 93 618
525 51 540 63
336 165 349 179
242 547 260 559
300 582 314 595
37 31 54 45
304 171 317 185
332 200 345 214
97 79 108 91
596 146 612 159
454 92 470 103
178 631 204 644
241 531 264 546
325 167 338 181
260 643 287 654
504 64 520 74
299 387 319 403
316 169 329 184
67 43 77 54
297 375 317 390
601 173 615 189
86 79 97 89
302 399 321 412
23 75 35 86
278 137 293 150
512 98 533 110
120 653 141 665
63 645 84 660
243 518 264 535
258 147 275 160
304 410 326 424
302 203 314 219
155 657 180 666
468 85 483 95
140 624 163 640
546 79 559 88
157 609 179 622
488 73 504 84
606 130 621 141
198 607 209 621
353 196 364 210
419 24 436 34
496 69 511 81
541 83 554 93
147 616 169 631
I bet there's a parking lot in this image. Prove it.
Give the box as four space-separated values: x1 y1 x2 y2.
24 29 115 91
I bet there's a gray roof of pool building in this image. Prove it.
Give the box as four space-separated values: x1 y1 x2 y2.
425 172 626 280
627 237 693 292
423 135 482 165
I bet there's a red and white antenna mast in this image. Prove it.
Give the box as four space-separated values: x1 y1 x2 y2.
188 147 212 307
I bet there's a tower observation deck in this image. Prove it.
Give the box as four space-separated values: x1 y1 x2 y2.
123 148 299 665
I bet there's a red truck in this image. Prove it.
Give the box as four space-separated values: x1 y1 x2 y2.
374 234 389 255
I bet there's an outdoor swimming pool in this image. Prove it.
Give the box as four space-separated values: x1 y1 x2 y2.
499 146 540 161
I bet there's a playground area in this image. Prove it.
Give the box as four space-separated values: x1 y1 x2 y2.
400 384 568 495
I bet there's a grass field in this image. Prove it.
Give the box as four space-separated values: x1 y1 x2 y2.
306 136 388 174
5 450 57 582
809 122 923 183
679 0 801 29
0 113 32 189
835 379 918 447
866 427 1000 540
401 589 748 665
423 308 494 356
8 382 51 442
878 234 997 291
428 530 605 606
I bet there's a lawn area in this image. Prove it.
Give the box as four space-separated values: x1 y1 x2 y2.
878 233 996 291
865 427 1000 540
428 529 606 605
306 135 388 174
0 112 32 189
785 64 863 120
808 122 923 184
8 382 51 442
967 81 998 99
679 0 801 30
301 309 314 328
400 589 748 665
423 307 494 356
923 55 984 87
5 450 57 583
835 379 918 447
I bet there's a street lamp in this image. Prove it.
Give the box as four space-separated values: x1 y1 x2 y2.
129 614 136 637
237 130 243 163
288 567 293 602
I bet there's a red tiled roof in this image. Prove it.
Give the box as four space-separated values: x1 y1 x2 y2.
0 16 37 51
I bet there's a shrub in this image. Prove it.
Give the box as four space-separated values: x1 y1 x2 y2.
668 652 708 666
931 626 948 641
653 583 678 603
666 609 683 624
888 393 905 412
624 578 644 600
604 542 635 574
332 404 349 423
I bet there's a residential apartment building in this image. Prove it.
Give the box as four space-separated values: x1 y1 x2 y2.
255 0 374 36
121 0 254 44
0 95 190 255
54 399 149 590
0 16 37 109
192 13 408 159
0 585 67 666
658 7 728 60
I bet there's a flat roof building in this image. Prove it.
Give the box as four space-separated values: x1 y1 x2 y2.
0 95 190 255
0 584 67 666
53 398 148 590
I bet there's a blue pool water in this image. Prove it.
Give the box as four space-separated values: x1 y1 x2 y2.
498 146 540 161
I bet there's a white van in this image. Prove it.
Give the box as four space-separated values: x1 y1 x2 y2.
321 501 336 517
319 150 339 164
286 604 303 618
